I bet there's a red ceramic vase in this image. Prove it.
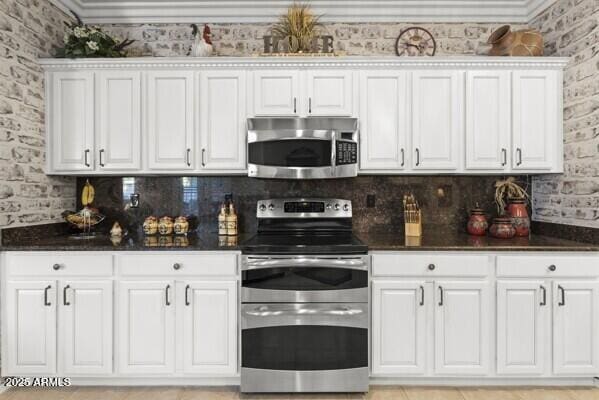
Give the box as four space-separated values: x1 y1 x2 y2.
489 217 516 239
507 198 530 237
467 207 488 236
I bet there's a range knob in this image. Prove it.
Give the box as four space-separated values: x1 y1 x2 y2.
259 204 266 211
268 203 275 211
334 203 340 211
326 203 332 209
343 204 350 211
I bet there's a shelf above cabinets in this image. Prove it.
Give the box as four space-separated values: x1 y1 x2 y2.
41 56 568 176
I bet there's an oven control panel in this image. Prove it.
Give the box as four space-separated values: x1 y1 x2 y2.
257 198 352 218
336 141 357 165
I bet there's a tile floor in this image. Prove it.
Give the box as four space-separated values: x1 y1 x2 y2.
0 386 598 400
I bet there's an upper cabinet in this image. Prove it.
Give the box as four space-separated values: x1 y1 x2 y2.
305 70 353 116
465 71 510 171
97 71 141 171
199 71 247 172
359 71 409 171
146 71 195 170
512 70 560 171
41 57 567 176
50 71 94 172
253 70 300 116
411 71 462 171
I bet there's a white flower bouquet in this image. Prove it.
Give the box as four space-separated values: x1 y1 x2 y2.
56 13 133 58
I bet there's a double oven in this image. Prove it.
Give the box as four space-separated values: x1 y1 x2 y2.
240 254 370 393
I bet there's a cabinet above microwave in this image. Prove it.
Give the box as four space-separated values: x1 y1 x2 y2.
39 56 568 176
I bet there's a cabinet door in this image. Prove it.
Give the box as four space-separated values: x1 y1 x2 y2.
465 71 510 170
5 281 56 375
146 71 194 170
496 280 548 375
182 281 237 375
359 71 409 171
97 70 141 170
306 70 353 116
553 281 599 375
117 281 175 374
50 72 94 171
434 280 490 375
253 70 300 116
60 281 113 375
412 71 462 170
372 280 427 375
512 70 559 171
199 71 247 171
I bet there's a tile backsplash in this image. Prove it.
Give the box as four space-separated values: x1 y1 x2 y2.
78 175 530 235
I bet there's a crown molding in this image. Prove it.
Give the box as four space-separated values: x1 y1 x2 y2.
38 56 571 70
49 0 557 24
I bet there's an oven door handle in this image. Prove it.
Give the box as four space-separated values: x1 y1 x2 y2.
243 257 368 271
245 305 364 317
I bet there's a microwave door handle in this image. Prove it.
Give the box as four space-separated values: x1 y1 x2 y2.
331 133 336 176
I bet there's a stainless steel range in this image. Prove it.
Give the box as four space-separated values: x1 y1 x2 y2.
240 198 369 393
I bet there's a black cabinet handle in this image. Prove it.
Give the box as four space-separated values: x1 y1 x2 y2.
438 286 444 306
539 285 546 306
558 285 565 306
84 149 90 167
186 148 192 167
63 285 71 306
400 148 405 167
501 148 507 166
293 97 297 114
52 263 61 271
415 148 420 166
44 285 52 306
185 284 190 306
99 149 105 167
516 148 522 166
308 97 312 114
201 149 206 167
165 284 171 306
419 285 425 306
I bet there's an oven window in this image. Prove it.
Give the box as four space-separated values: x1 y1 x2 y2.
242 267 367 291
248 140 331 167
242 325 367 370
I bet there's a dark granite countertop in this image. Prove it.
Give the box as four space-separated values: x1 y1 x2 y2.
0 231 250 252
358 231 599 252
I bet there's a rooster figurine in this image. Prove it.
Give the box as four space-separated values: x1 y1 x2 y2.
190 24 213 57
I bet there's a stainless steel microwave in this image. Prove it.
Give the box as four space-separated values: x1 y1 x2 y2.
247 117 358 179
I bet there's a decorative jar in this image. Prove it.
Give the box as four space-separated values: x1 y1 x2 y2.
489 217 516 239
158 216 174 235
143 216 158 235
507 198 530 237
174 216 189 235
467 206 488 236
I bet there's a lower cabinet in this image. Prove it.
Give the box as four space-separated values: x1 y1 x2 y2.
117 279 238 376
371 279 491 377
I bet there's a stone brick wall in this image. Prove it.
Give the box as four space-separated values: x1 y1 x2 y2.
100 22 526 57
530 0 599 228
0 0 76 228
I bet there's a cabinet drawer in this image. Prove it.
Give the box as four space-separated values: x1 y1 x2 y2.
6 253 113 277
497 255 599 277
372 253 491 277
116 253 237 276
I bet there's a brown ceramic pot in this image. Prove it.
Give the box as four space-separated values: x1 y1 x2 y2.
507 198 530 237
487 25 544 56
467 207 489 236
489 217 516 239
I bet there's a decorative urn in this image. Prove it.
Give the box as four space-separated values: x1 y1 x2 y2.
489 217 516 239
467 204 488 236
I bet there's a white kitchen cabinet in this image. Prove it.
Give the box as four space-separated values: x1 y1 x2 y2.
512 70 560 171
434 280 490 375
412 71 462 170
359 71 409 171
97 70 141 171
146 71 195 170
496 280 548 375
253 70 300 116
553 281 599 375
199 71 247 171
60 280 113 375
50 71 94 172
181 280 237 375
372 280 427 375
118 280 175 374
465 71 510 170
306 70 353 116
5 280 57 375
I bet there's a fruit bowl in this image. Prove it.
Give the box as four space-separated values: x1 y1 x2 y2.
62 207 105 233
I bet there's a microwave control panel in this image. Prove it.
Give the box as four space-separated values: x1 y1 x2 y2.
336 141 358 165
